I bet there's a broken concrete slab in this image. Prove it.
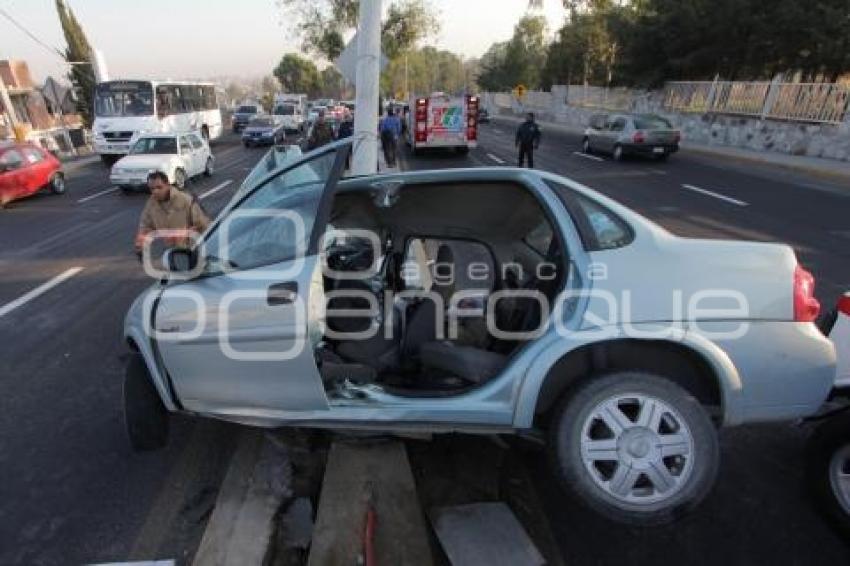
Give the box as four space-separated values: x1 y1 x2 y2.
308 440 433 566
432 502 545 566
192 431 292 566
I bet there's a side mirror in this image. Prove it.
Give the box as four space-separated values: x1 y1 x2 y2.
162 248 195 273
0 163 8 174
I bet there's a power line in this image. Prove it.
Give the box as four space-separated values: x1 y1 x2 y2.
0 6 65 62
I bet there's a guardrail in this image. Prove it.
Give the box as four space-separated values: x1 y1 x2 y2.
664 81 850 124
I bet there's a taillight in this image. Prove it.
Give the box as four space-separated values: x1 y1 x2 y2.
633 131 645 143
466 95 478 141
415 97 428 142
839 292 850 316
794 265 821 322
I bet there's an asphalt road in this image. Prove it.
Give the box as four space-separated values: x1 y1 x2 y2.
400 119 850 565
0 134 261 565
1 124 848 565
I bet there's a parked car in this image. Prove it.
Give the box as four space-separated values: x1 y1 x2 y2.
0 141 65 206
110 132 213 191
123 138 835 525
478 107 491 123
242 117 287 147
583 113 681 161
807 293 850 536
231 104 262 133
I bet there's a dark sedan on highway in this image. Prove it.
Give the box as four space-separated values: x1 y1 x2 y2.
583 113 681 161
241 117 286 147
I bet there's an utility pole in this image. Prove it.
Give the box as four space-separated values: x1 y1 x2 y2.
352 0 381 175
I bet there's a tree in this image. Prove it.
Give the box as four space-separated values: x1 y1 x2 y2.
273 53 321 97
477 15 548 91
54 0 96 127
279 0 439 61
381 47 472 97
319 66 349 99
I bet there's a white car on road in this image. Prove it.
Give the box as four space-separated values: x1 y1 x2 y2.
110 132 213 191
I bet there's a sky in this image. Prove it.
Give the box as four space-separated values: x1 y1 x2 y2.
0 0 567 82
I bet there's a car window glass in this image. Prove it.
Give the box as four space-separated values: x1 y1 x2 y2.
22 148 44 163
524 219 554 257
575 194 632 250
610 118 627 132
0 149 24 170
131 137 177 155
202 150 338 273
634 115 673 129
179 137 192 153
190 134 204 149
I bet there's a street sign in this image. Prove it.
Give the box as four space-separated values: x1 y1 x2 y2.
334 32 389 85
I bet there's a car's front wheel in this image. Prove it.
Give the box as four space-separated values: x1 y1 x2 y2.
807 411 850 537
204 157 214 177
49 172 66 195
582 137 592 154
123 354 169 452
612 144 625 161
549 371 719 525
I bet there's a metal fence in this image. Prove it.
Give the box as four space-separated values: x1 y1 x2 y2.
564 85 641 111
664 80 850 124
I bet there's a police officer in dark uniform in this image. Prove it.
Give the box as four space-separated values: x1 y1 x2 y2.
515 112 541 168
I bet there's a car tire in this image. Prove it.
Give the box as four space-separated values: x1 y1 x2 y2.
806 412 850 538
582 137 592 154
612 144 625 162
119 185 134 194
655 153 670 162
549 371 719 525
101 154 118 167
123 353 169 452
49 173 66 195
457 146 470 156
173 168 186 189
204 157 214 177
201 125 209 142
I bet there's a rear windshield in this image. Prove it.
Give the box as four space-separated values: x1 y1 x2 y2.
274 104 295 115
237 105 258 113
634 115 673 129
130 137 177 155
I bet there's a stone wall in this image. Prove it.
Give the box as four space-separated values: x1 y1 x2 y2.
484 86 850 163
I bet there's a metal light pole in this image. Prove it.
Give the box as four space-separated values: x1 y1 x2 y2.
351 0 381 176
0 73 21 140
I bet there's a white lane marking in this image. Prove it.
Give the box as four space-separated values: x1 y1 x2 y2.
77 186 118 203
199 179 233 200
0 267 84 318
486 153 506 165
681 184 749 207
572 151 604 162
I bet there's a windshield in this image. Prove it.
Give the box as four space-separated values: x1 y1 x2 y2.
202 148 339 273
634 115 673 129
249 117 274 127
130 137 178 155
95 81 154 117
237 105 258 114
274 104 296 115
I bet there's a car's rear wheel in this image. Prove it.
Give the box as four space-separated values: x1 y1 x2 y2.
49 173 66 195
655 152 670 162
806 412 850 537
123 353 169 452
582 137 592 154
549 371 719 525
101 154 118 167
204 157 214 177
173 168 186 189
612 144 625 161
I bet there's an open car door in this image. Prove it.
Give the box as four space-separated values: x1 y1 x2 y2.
150 140 351 415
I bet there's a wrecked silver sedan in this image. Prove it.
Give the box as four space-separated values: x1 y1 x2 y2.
124 139 835 525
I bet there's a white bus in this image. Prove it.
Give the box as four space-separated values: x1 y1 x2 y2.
93 80 223 164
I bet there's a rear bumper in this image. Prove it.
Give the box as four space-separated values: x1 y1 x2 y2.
690 321 836 425
622 143 679 155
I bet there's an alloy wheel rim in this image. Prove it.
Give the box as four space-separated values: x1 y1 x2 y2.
206 159 213 175
54 176 65 192
828 444 850 515
580 392 695 506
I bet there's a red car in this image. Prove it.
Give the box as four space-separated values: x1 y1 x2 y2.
0 142 66 206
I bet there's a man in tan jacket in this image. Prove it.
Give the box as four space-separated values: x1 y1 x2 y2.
134 171 210 253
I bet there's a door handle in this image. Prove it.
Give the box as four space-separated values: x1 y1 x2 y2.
157 325 181 333
268 281 298 306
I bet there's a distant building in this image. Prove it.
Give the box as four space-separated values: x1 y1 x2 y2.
0 59 87 154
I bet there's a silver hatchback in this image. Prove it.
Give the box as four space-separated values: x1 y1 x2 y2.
584 113 681 161
124 138 834 525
